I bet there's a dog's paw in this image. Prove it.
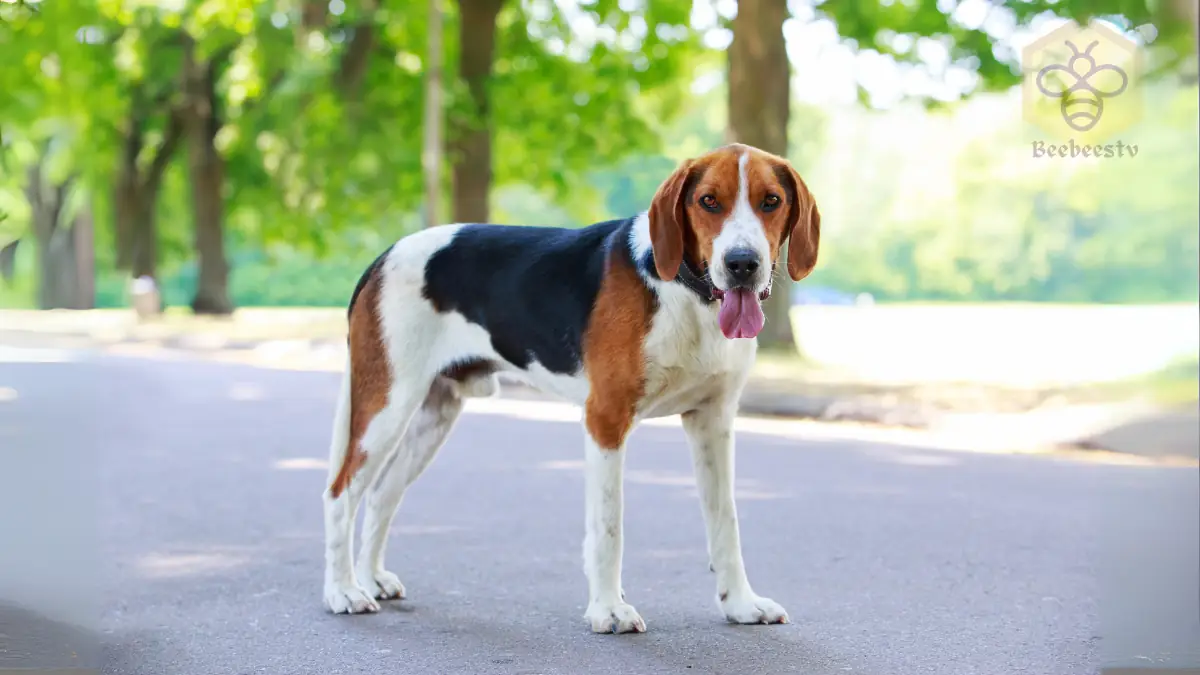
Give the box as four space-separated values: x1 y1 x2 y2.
360 569 407 601
720 592 788 625
324 581 381 614
584 600 646 634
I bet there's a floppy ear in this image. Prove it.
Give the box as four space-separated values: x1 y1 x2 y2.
647 160 693 281
777 162 821 282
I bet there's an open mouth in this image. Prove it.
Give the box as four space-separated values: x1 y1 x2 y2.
711 286 771 339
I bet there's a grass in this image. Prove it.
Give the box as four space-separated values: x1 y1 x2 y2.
1091 355 1200 405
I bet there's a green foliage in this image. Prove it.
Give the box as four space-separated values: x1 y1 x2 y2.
1 0 1195 311
819 0 1196 99
806 80 1199 303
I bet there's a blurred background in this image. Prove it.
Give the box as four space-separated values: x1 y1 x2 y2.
0 0 1197 440
1 3 1198 671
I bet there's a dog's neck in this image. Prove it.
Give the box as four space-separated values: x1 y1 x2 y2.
673 257 718 303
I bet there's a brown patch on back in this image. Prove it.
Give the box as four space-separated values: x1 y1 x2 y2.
582 244 656 450
329 269 391 499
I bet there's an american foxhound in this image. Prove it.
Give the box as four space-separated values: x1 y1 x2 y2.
322 142 821 633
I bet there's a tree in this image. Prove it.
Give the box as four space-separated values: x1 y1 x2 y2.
0 0 117 308
450 0 506 223
165 0 381 314
449 0 702 224
180 34 232 314
725 0 1198 349
424 0 446 228
22 138 94 309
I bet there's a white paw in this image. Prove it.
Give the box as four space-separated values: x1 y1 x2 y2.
720 592 789 625
360 569 407 600
584 599 646 634
324 581 381 614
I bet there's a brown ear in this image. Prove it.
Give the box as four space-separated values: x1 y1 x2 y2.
647 160 693 281
777 162 821 282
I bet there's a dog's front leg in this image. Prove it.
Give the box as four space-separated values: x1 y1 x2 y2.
581 417 645 634
682 401 788 625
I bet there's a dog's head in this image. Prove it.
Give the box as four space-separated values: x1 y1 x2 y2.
647 143 821 339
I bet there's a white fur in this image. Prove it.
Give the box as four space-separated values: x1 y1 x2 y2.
321 210 786 631
581 433 645 633
682 395 788 624
709 149 772 294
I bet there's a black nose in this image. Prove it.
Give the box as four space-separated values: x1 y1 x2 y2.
723 248 760 285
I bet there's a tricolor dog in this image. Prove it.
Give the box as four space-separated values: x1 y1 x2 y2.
322 143 821 633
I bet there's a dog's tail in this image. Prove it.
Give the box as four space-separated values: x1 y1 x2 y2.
325 351 354 499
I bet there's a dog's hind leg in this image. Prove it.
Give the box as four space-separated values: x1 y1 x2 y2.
323 367 431 614
356 376 464 601
321 258 440 614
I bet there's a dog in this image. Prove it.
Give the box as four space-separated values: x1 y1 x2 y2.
321 142 821 633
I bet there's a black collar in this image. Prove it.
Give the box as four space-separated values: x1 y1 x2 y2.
675 258 718 303
673 259 775 303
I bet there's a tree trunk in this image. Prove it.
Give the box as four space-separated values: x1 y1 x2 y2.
114 103 180 289
1177 0 1199 61
115 176 161 280
450 0 505 224
423 0 445 228
727 0 795 350
35 220 81 310
0 240 18 284
25 161 87 310
74 205 95 309
182 42 233 315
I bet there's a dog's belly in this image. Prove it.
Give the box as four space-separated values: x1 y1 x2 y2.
503 361 591 406
636 366 734 420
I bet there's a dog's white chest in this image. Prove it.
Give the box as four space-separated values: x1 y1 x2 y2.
637 288 755 420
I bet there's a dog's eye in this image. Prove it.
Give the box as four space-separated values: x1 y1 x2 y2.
698 195 719 212
761 194 781 211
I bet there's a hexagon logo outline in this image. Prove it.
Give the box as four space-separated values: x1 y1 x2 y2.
1021 18 1144 145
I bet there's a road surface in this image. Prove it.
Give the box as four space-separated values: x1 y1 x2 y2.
1 344 1196 675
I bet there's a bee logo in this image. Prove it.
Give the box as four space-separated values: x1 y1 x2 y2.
1035 39 1129 132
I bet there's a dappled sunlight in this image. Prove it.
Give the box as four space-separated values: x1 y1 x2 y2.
228 382 266 401
392 525 465 536
882 452 962 468
473 397 1181 467
133 549 253 580
626 469 696 488
730 488 790 500
0 345 77 363
0 386 17 402
791 304 1199 388
463 396 582 424
836 484 912 498
273 457 326 471
537 459 584 471
641 548 706 561
535 459 787 499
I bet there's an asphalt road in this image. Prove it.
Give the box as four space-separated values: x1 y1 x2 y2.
1 344 1197 675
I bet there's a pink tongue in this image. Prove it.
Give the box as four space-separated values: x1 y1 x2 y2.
717 289 765 339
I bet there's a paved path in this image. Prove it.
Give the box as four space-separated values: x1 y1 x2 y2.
1 345 1196 675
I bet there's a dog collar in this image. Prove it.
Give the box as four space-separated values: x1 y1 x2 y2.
673 259 774 304
675 259 719 302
